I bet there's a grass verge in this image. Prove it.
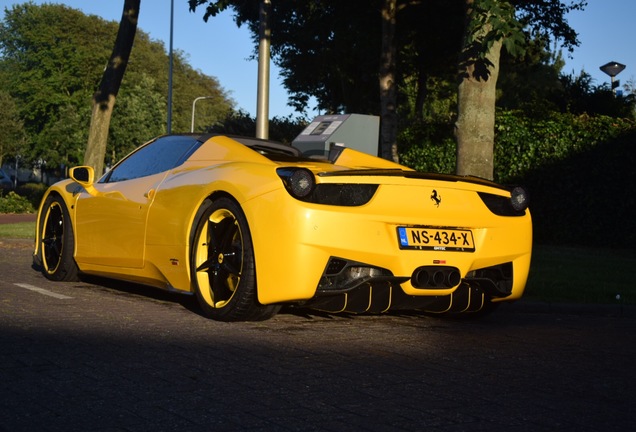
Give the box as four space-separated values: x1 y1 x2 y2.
0 223 632 305
0 222 35 239
524 244 635 305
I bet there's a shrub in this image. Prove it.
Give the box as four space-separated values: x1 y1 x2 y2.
16 183 48 208
0 191 35 214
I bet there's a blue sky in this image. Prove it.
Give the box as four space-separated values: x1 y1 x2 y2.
563 0 635 91
2 1 635 117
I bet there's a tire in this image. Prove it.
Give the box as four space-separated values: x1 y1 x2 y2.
190 197 280 321
39 195 79 281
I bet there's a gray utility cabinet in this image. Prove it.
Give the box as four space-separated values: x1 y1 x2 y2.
292 114 379 157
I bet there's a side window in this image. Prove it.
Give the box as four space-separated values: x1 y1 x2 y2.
104 136 200 183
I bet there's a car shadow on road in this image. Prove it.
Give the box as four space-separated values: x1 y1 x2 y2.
56 271 527 326
77 274 204 315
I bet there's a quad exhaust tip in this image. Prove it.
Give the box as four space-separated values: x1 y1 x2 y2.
412 266 461 289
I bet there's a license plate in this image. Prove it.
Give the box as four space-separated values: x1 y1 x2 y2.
397 226 475 252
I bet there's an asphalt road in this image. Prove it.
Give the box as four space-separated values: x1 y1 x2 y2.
1 238 635 432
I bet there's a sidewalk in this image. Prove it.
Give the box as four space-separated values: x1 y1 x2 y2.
0 213 37 224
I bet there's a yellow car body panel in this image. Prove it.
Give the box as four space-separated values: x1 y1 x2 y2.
34 134 532 319
244 179 531 304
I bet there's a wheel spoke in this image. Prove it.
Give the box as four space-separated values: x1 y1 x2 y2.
221 253 240 277
207 219 219 250
48 243 61 259
196 257 216 273
42 205 64 271
211 267 234 301
198 213 242 306
215 218 236 250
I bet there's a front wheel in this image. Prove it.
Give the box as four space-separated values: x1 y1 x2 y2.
190 197 280 321
38 195 79 281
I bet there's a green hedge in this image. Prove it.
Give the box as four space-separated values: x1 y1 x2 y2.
399 111 636 248
494 111 634 183
520 130 636 247
398 121 456 174
496 112 635 247
399 111 635 183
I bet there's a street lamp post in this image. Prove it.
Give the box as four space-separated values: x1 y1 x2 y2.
600 61 626 95
191 96 215 132
167 0 174 133
256 0 271 139
14 155 20 189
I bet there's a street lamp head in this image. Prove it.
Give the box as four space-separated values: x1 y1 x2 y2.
600 61 626 77
191 96 216 133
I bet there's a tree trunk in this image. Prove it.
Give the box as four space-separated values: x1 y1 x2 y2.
455 39 501 180
414 67 428 119
379 0 398 162
84 0 140 175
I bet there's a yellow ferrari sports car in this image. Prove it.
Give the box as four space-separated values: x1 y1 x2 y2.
33 133 532 321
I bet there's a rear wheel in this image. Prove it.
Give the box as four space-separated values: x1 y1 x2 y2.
39 195 79 281
190 197 280 321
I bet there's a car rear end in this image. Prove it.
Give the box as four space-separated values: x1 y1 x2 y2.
245 161 531 315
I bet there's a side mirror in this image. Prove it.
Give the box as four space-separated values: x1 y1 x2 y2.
69 166 98 196
70 166 94 185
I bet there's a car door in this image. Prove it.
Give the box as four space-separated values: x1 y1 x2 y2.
74 135 201 268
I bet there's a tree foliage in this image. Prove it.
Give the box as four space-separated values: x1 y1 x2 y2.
455 0 586 179
189 1 595 171
210 109 307 144
0 2 233 171
0 90 25 167
190 0 383 114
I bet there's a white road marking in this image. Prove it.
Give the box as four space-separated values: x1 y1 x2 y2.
13 283 73 300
